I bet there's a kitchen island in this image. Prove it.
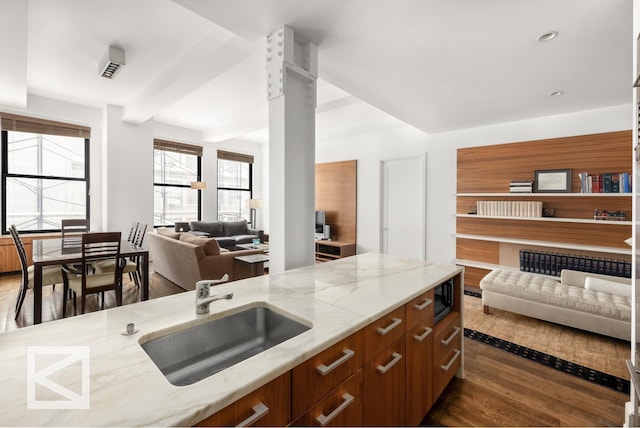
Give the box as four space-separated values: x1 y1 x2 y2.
0 252 463 426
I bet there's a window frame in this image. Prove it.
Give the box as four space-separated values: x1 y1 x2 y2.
216 150 254 222
1 129 90 235
153 141 203 228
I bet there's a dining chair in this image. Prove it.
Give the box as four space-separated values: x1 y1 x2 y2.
9 224 64 321
127 221 139 244
61 219 89 246
129 223 147 287
94 222 146 287
62 232 123 316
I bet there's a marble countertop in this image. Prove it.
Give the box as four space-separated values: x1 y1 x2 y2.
0 252 463 426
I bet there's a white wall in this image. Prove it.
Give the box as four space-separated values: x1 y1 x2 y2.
316 104 632 264
103 105 154 235
317 125 428 254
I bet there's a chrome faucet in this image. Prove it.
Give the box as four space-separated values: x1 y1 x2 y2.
195 274 232 314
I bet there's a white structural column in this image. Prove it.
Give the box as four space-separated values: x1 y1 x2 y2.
267 25 318 273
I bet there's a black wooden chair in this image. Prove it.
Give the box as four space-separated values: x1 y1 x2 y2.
62 232 123 316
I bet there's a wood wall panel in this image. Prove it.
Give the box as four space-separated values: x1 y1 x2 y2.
457 217 630 248
456 239 499 264
316 160 357 243
460 266 490 289
457 196 631 219
457 131 631 193
498 242 631 268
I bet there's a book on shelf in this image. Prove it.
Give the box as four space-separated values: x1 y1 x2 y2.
518 249 630 278
476 200 542 217
509 180 533 193
594 209 626 221
576 172 631 193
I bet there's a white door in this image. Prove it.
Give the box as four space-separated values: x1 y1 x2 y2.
381 155 426 259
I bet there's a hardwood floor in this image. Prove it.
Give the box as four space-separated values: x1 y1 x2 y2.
0 270 629 426
423 338 628 427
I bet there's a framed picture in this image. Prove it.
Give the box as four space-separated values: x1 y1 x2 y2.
534 169 571 193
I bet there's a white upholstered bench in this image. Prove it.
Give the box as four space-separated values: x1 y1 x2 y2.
479 269 631 341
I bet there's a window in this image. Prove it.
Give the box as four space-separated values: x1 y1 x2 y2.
1 113 90 233
153 139 203 227
217 150 253 221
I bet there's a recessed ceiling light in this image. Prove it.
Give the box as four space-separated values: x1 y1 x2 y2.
548 91 564 97
537 31 558 42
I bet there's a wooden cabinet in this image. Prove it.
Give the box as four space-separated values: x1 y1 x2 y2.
404 290 435 425
196 273 462 427
291 331 363 419
456 131 632 287
363 339 406 426
315 240 356 262
291 370 363 427
0 233 59 273
361 305 406 426
196 372 291 427
433 312 462 399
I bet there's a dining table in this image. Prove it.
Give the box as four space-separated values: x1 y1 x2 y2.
31 237 149 324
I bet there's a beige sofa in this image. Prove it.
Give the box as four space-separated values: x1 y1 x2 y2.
480 269 631 341
147 229 263 291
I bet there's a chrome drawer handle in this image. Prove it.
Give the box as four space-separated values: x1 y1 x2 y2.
315 393 355 426
440 349 461 372
376 317 402 336
376 352 402 374
414 298 433 311
316 348 355 376
413 326 433 342
440 326 461 346
236 402 269 427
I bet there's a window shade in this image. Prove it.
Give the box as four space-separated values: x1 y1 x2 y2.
1 112 91 138
154 139 203 157
217 149 254 164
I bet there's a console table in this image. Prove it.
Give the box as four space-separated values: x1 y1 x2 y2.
315 240 356 261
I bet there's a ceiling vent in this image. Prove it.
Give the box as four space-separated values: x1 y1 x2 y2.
99 46 125 79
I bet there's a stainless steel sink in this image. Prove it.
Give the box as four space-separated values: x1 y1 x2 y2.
140 305 311 386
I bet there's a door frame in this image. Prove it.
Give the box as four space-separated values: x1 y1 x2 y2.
379 153 427 260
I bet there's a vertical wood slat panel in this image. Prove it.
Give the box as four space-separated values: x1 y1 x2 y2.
316 160 357 243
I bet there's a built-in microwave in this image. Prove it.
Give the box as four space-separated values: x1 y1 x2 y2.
434 278 455 323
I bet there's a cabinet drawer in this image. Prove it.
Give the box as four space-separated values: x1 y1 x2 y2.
433 313 462 398
405 289 434 331
363 305 405 362
291 370 363 427
195 372 290 427
292 330 363 418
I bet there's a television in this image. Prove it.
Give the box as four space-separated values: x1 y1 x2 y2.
315 210 326 239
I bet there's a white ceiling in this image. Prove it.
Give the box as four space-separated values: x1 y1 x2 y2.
0 0 632 144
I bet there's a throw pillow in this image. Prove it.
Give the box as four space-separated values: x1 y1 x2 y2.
179 233 221 256
157 228 180 239
584 276 631 298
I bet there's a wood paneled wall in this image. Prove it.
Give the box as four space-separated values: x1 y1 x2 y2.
315 160 357 243
456 130 632 287
457 130 631 193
